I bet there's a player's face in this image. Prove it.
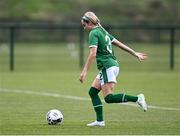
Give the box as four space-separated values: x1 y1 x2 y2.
81 19 91 31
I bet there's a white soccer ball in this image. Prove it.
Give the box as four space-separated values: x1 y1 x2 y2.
46 109 63 125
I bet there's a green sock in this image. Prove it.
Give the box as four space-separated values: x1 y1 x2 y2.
89 87 103 121
104 93 138 103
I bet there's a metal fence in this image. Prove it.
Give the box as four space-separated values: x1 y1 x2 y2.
0 22 180 71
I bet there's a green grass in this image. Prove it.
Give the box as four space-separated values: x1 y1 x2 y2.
0 43 180 135
1 42 180 72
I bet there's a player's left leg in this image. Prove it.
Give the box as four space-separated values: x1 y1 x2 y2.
87 78 105 126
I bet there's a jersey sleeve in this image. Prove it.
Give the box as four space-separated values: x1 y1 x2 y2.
108 33 116 43
88 31 98 48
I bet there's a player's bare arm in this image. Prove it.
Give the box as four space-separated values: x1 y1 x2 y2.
79 47 97 83
112 39 148 61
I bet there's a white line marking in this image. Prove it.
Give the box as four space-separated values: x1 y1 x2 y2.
0 88 90 101
0 88 180 111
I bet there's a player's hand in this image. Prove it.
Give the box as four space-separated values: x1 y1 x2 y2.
79 71 87 83
135 52 148 61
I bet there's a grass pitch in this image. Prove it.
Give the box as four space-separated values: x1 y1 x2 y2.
0 43 180 135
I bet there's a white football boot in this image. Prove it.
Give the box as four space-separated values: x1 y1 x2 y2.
137 94 147 112
86 121 105 127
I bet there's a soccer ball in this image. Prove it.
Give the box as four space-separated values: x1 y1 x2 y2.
46 109 63 125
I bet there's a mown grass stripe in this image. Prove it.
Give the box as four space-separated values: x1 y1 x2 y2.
0 88 180 111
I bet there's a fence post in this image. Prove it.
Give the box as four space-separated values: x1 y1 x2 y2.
9 26 15 71
79 27 84 68
170 28 175 70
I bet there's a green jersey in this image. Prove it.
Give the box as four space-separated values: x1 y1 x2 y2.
88 26 119 70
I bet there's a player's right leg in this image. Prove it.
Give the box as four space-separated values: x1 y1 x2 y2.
137 94 147 112
100 67 139 103
102 83 147 111
100 66 147 111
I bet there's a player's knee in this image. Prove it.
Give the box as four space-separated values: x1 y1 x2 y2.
88 87 100 98
104 94 113 103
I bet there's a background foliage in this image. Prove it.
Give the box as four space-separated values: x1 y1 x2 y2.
0 0 179 23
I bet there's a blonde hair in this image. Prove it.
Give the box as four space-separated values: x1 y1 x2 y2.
83 11 100 25
82 11 108 34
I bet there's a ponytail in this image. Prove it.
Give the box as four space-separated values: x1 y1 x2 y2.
97 22 108 35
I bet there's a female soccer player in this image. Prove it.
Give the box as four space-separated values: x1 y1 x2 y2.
79 11 148 127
